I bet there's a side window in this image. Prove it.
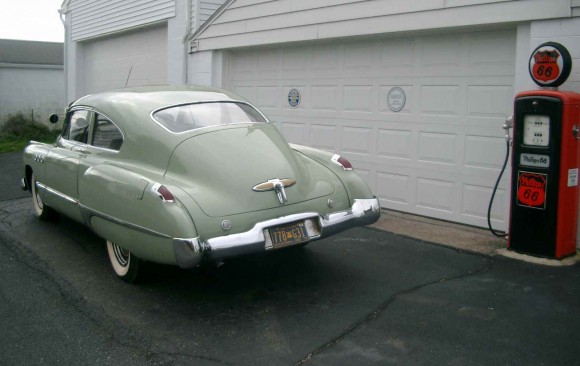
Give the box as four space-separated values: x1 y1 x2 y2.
92 114 123 151
62 110 90 143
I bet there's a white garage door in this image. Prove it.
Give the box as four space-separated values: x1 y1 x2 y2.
226 29 515 230
81 24 168 95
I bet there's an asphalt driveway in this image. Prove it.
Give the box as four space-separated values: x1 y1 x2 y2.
1 151 579 365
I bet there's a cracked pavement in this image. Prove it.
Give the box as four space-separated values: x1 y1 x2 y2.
1 151 579 365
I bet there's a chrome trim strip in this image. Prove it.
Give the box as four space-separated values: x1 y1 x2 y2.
173 198 381 268
36 180 171 239
78 204 172 239
36 181 173 239
36 181 78 204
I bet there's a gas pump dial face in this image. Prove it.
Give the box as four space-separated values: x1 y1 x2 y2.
523 115 550 147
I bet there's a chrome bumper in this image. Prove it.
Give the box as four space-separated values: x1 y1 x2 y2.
173 198 380 269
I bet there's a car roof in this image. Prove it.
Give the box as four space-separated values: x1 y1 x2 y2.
67 85 257 169
72 85 243 115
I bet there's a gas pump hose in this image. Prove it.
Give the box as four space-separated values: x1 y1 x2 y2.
487 139 510 238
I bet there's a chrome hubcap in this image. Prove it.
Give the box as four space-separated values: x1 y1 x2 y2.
112 243 129 267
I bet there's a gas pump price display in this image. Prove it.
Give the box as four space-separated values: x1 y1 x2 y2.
523 115 550 147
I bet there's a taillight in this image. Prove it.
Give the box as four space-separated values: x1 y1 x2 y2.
152 183 175 203
331 154 353 171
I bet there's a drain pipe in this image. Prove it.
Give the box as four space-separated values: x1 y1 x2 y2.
182 0 193 84
58 7 68 104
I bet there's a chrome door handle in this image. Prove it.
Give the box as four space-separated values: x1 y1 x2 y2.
72 146 86 153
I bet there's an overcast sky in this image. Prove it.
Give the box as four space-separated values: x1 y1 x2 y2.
0 0 64 42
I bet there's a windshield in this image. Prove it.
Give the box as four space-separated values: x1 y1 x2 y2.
153 102 267 133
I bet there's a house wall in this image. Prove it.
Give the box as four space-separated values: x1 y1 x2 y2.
63 0 226 101
0 66 65 125
193 0 228 31
194 0 572 51
67 0 175 41
530 17 580 91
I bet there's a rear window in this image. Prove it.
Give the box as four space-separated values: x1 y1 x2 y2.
152 102 267 133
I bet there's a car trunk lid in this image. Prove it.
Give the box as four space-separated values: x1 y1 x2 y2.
165 124 336 217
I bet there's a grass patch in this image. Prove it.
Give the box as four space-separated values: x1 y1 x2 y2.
0 112 61 153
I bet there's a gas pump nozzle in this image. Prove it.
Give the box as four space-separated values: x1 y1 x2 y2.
503 115 513 142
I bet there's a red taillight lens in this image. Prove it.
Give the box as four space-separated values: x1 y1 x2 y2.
152 183 174 203
331 154 353 171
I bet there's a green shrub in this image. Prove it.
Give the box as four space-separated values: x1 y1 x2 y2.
0 112 61 142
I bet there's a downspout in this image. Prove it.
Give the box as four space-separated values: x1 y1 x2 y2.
58 8 68 105
182 0 193 84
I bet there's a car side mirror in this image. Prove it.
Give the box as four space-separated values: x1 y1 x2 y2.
49 114 59 124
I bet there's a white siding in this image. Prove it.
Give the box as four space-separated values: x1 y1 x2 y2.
200 0 226 24
572 0 580 17
195 0 571 50
191 0 227 32
68 0 175 41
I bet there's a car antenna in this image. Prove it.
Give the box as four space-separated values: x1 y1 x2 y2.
125 65 133 87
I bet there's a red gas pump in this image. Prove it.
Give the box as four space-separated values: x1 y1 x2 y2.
507 42 580 259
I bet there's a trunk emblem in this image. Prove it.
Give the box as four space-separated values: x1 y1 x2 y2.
253 178 296 205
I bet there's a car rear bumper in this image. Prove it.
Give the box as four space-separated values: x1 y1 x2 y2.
172 197 380 269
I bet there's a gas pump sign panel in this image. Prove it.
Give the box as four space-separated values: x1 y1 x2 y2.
517 171 547 209
528 42 572 88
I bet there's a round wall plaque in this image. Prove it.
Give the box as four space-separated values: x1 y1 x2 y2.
288 88 301 108
387 87 406 112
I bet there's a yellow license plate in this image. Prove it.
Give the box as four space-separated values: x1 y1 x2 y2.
269 221 309 249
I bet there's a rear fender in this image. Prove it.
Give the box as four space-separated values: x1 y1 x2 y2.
290 144 374 203
79 164 198 254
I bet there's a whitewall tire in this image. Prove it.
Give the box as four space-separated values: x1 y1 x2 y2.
106 240 142 283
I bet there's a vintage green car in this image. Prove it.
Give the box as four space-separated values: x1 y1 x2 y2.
22 85 380 282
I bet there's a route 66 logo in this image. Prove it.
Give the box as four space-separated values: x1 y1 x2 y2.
528 42 572 88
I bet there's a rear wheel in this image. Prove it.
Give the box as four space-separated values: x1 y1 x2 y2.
106 240 142 283
31 172 57 220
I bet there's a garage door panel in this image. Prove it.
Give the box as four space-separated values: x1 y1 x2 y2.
342 85 376 112
228 29 515 229
462 183 508 225
376 171 413 207
311 86 339 111
417 132 458 166
342 127 373 156
467 85 513 117
378 128 414 160
416 177 458 214
256 86 279 109
464 135 507 171
467 30 516 75
232 85 256 103
419 85 465 116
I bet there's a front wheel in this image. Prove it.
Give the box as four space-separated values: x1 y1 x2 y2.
31 172 57 220
106 240 142 283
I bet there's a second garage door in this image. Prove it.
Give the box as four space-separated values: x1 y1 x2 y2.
226 29 516 230
81 23 168 95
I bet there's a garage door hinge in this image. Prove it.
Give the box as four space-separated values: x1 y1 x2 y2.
189 41 198 53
